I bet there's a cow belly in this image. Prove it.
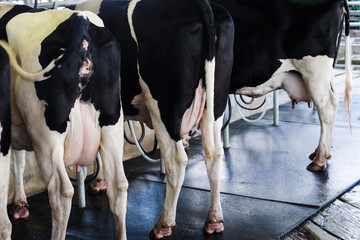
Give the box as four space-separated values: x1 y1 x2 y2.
64 100 101 168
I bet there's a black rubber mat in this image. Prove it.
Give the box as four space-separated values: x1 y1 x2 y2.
124 93 360 208
11 180 316 240
10 94 360 240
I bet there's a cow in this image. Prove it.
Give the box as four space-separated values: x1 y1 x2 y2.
0 44 12 240
212 0 352 172
0 4 127 239
0 30 72 239
72 0 234 238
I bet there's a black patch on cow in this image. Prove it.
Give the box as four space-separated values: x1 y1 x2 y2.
0 46 11 156
35 13 90 133
35 13 121 133
98 0 129 34
82 23 121 127
0 5 43 41
131 0 207 141
92 0 141 117
212 0 344 91
211 2 234 120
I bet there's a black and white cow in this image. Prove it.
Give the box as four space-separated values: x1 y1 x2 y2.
212 0 352 172
0 44 12 240
73 0 234 238
0 30 70 239
0 4 127 239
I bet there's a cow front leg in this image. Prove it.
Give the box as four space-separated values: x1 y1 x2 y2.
151 140 188 239
99 120 128 240
200 110 224 234
0 153 11 240
34 145 74 240
10 149 29 220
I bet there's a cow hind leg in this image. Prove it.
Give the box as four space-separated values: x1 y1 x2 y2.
138 80 188 239
151 139 188 239
34 145 74 240
99 119 127 240
10 149 29 220
300 61 338 172
200 110 224 234
151 138 187 238
0 153 11 240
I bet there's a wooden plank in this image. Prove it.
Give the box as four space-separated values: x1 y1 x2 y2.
302 222 339 240
312 200 360 239
340 184 360 209
282 221 338 240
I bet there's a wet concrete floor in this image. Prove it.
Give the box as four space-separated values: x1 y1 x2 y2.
10 72 360 240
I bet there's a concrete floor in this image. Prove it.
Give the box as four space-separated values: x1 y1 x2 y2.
9 70 360 240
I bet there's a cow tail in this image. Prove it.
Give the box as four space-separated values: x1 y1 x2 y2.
194 0 216 122
343 0 352 129
0 40 57 82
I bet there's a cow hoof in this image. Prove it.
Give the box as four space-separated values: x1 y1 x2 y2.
150 224 175 239
88 178 107 195
149 230 169 240
11 201 29 220
203 219 224 234
306 162 326 172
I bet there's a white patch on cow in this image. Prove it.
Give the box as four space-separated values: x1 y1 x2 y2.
78 10 104 27
127 0 142 46
204 58 215 123
6 9 75 73
64 99 101 168
75 0 102 15
76 10 88 20
0 3 15 19
273 55 334 77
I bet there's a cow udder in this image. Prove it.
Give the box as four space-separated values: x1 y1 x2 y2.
63 100 101 169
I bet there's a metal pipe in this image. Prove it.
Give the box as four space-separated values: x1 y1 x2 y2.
273 91 279 126
77 167 87 208
222 101 230 149
128 120 160 164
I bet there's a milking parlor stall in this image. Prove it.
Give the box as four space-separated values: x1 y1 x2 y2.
1 0 360 240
